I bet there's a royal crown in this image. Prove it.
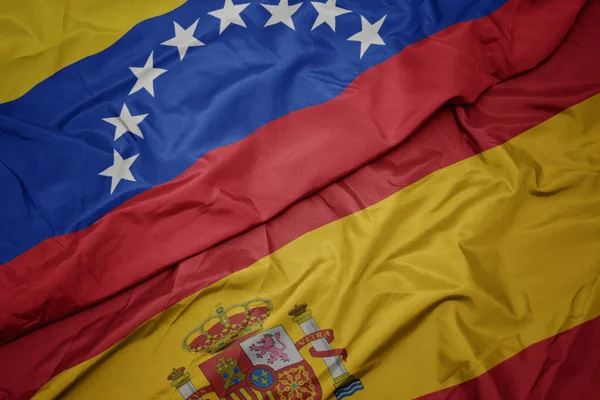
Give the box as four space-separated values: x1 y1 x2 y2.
167 367 186 381
288 303 308 317
166 367 192 389
182 298 273 354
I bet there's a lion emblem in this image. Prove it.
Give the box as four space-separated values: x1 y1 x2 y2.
249 331 290 364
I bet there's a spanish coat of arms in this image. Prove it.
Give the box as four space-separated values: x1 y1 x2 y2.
167 298 363 400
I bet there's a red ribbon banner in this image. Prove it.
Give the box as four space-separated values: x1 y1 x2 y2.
295 329 348 361
191 385 214 399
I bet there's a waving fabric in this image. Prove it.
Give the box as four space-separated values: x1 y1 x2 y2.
0 1 598 399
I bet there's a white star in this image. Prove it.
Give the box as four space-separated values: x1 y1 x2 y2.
99 149 139 194
161 20 204 60
102 104 148 141
347 15 387 59
310 0 350 32
208 0 251 35
129 52 167 97
262 0 303 30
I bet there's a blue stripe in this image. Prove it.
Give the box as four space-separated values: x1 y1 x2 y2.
0 0 507 263
335 379 365 399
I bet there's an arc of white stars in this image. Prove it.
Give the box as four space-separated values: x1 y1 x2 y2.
99 149 139 194
129 51 167 97
102 103 148 141
347 15 387 59
161 19 204 60
208 0 251 35
262 0 303 30
310 0 350 32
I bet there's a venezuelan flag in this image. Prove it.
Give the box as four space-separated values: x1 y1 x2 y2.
1 0 599 399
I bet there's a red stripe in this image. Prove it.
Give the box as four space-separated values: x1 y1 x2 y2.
244 388 259 400
1 0 599 399
418 315 600 400
0 0 585 345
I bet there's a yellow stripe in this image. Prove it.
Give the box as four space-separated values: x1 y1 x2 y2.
239 388 253 400
251 388 265 399
33 94 600 399
266 391 275 400
0 0 184 103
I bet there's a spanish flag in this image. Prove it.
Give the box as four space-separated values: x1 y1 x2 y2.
0 0 599 399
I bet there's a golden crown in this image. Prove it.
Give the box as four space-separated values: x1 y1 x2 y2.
167 367 186 381
182 298 273 354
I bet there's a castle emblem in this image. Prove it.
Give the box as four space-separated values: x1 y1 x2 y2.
215 357 245 389
167 298 364 399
